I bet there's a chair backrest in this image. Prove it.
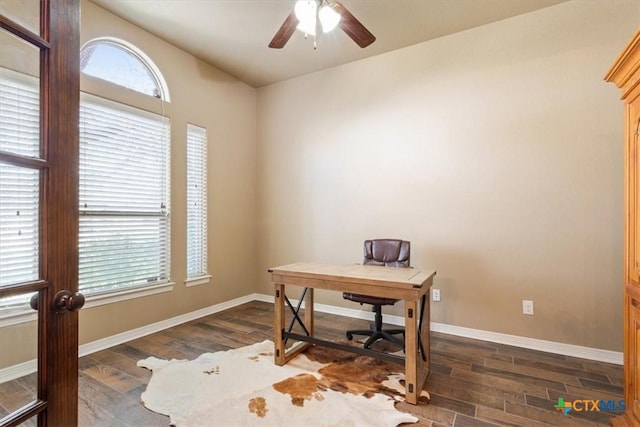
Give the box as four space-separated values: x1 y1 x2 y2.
363 239 410 268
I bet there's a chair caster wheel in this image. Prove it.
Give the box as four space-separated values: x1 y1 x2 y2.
346 333 353 340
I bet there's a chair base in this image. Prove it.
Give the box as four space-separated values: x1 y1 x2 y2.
346 328 405 349
346 304 404 349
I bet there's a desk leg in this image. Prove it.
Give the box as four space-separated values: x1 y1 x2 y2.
274 283 285 366
421 294 431 376
304 287 314 337
405 299 418 404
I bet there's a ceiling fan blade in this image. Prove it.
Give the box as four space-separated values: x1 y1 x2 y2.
333 1 375 48
269 10 299 49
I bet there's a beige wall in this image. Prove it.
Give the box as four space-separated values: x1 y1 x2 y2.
256 0 639 352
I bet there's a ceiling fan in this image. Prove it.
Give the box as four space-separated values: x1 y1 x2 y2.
269 0 376 49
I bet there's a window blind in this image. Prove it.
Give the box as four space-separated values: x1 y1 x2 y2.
0 164 39 288
0 72 40 292
79 94 170 295
186 124 207 279
0 73 39 157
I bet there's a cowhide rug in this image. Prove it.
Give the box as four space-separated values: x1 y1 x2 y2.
137 340 425 427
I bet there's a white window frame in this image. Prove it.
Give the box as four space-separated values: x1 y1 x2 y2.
79 92 173 297
80 37 170 101
185 124 210 287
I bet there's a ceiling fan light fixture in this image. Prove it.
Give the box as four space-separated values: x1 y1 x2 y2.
269 0 374 49
294 0 317 35
296 20 317 36
319 3 341 33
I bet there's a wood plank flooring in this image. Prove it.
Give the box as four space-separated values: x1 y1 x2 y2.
0 301 623 426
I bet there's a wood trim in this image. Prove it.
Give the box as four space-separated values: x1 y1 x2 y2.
0 152 48 169
605 30 640 89
0 400 47 427
627 282 640 300
270 262 436 289
0 280 47 299
274 283 285 366
0 14 49 49
611 412 638 426
271 274 427 300
404 299 419 404
39 0 80 425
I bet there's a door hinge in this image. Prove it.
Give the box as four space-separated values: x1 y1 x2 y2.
408 308 413 318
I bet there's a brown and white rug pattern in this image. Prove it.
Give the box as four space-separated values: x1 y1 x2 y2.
137 340 422 427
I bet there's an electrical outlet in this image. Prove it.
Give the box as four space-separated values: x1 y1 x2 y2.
432 288 440 302
522 300 534 315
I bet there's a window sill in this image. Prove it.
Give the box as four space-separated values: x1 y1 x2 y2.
0 282 175 327
185 275 212 288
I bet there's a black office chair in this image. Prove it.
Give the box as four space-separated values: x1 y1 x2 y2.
343 239 410 349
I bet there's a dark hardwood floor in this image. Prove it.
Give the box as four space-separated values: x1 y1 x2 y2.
0 301 623 426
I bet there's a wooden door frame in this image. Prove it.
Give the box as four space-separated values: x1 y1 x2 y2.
41 1 80 425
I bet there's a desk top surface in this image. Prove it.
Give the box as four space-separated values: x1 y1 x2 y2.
269 262 436 289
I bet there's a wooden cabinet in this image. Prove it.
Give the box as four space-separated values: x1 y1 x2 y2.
628 292 640 422
606 29 640 427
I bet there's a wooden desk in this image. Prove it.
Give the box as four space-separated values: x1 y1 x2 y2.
270 262 436 405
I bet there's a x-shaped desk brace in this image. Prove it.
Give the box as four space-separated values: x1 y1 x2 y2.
283 287 426 362
284 287 310 344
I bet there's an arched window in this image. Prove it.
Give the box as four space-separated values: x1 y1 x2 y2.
80 37 170 101
78 38 172 300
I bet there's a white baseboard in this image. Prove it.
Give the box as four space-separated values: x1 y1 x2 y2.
253 293 623 365
427 322 623 365
0 292 623 383
78 293 259 357
0 293 258 383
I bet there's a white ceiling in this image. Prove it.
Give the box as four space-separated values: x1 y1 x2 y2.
89 0 568 88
